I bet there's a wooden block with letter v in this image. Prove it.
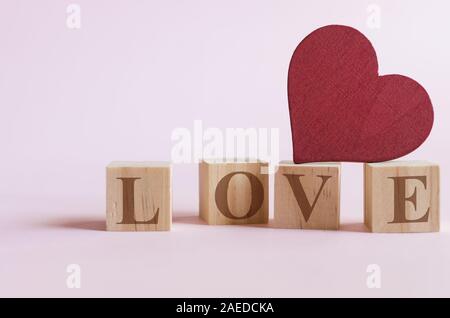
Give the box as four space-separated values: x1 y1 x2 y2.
199 159 269 225
274 161 340 230
106 161 172 231
364 161 439 233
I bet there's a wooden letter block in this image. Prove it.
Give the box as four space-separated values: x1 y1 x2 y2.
364 161 439 233
274 161 340 230
199 160 268 225
106 161 172 231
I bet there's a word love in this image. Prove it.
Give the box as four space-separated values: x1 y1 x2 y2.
106 160 440 233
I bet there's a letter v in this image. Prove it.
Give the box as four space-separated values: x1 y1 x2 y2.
283 174 331 222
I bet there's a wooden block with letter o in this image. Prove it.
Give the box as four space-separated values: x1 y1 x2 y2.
199 159 269 225
274 161 340 230
106 161 172 231
364 161 439 233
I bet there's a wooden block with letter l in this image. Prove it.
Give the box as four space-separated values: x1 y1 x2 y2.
106 161 172 231
364 161 439 233
199 159 269 225
274 161 340 230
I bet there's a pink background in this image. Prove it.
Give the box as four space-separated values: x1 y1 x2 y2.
1 0 449 297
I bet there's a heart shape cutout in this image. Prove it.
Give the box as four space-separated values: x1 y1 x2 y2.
288 25 434 163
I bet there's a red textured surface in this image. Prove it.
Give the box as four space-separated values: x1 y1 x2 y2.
288 25 434 163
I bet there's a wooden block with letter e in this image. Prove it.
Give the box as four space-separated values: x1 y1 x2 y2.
364 161 439 233
274 161 340 230
106 161 172 231
199 159 269 225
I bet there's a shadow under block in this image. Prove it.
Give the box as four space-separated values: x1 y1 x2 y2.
106 161 172 231
199 160 269 225
274 161 340 230
364 161 439 233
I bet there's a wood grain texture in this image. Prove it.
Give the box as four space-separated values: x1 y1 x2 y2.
288 25 433 163
274 161 340 230
199 160 268 225
364 161 439 233
106 161 171 231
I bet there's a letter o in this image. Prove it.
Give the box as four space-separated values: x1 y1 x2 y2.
214 172 264 219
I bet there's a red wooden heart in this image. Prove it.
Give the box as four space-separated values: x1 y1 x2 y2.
288 25 434 163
